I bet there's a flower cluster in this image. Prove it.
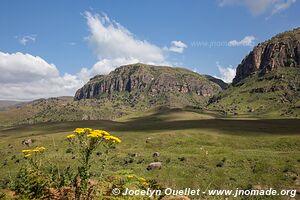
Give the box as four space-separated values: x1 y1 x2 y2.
21 146 46 158
67 128 121 143
127 175 149 186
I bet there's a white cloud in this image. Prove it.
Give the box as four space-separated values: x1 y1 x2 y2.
218 0 296 15
80 11 172 80
78 58 139 82
17 35 36 45
271 0 296 14
0 12 187 100
228 36 255 47
85 11 165 63
0 52 84 100
168 41 188 53
215 62 236 83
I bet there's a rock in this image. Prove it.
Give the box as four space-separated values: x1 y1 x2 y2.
153 152 160 157
22 139 33 146
248 108 255 112
81 114 90 120
233 28 300 85
147 162 162 170
178 157 186 162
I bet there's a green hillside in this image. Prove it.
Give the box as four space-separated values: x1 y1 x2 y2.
208 67 300 118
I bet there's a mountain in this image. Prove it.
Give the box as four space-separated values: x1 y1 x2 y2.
208 27 300 118
233 27 300 85
75 63 226 108
0 64 226 127
0 100 24 111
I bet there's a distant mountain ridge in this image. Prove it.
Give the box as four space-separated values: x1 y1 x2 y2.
0 100 24 111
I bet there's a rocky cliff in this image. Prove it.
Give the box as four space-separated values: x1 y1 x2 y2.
208 28 300 118
75 64 225 108
233 27 300 85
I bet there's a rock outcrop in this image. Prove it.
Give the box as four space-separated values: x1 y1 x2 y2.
75 63 225 105
233 27 300 85
208 28 300 118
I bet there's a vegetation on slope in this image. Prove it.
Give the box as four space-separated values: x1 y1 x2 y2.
208 67 300 118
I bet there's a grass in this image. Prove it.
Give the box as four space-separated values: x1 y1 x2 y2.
0 109 300 199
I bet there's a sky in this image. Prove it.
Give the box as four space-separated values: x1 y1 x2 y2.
0 0 299 100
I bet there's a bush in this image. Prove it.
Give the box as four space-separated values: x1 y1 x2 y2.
10 167 48 199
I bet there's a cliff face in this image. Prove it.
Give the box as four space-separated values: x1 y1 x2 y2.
208 28 300 118
74 63 226 108
233 28 300 85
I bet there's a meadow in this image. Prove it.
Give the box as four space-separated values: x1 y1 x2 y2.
0 109 299 199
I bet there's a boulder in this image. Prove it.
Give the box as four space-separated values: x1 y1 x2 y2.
147 162 162 170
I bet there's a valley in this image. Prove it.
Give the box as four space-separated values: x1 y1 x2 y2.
1 109 300 199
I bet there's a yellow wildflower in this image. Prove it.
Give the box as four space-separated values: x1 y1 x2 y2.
67 134 76 139
22 146 46 154
104 135 121 143
22 150 32 153
142 182 149 186
104 135 120 143
90 130 103 137
100 130 110 136
84 128 93 133
37 146 46 151
127 175 134 178
24 154 32 158
87 133 98 138
74 128 85 134
138 177 146 182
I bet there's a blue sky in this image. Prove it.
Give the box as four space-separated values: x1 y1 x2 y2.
0 0 299 100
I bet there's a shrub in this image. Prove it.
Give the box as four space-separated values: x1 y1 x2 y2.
10 146 48 199
10 167 48 199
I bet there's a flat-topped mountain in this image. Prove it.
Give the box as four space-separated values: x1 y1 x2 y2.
75 63 226 108
0 64 226 126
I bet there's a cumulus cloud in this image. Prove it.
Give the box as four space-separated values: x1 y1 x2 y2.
17 35 36 45
78 11 170 80
0 52 84 100
228 36 255 47
78 58 139 83
215 62 236 83
168 41 188 53
218 0 296 15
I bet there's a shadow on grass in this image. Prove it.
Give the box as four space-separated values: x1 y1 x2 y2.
1 109 300 137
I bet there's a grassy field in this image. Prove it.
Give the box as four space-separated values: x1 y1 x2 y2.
0 109 300 199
